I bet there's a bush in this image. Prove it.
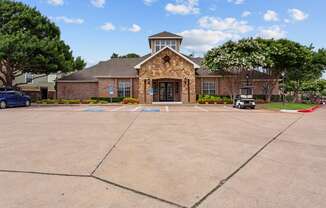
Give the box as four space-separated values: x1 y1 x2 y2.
35 99 57 104
122 97 139 104
197 95 232 104
81 100 94 104
91 97 124 103
255 99 267 104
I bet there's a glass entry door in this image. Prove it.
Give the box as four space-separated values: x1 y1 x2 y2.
159 82 174 102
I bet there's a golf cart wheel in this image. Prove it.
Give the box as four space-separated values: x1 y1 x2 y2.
251 106 255 109
0 101 7 109
25 100 31 107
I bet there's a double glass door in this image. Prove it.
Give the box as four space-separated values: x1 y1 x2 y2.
159 82 174 102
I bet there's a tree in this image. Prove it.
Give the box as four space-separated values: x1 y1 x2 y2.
119 53 140 58
256 39 314 102
285 47 326 102
300 79 326 102
110 53 140 59
0 0 85 87
203 39 265 99
111 53 119 59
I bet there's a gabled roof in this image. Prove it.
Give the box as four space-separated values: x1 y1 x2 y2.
134 46 200 69
58 55 151 81
149 31 183 39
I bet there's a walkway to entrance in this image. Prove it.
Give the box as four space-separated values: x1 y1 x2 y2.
152 79 181 102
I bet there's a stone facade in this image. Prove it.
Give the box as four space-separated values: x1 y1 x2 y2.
138 48 196 104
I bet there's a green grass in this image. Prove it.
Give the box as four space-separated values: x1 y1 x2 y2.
263 102 315 110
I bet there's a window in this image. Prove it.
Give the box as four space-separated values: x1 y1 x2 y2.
203 80 216 95
154 40 177 52
118 80 131 97
25 73 33 83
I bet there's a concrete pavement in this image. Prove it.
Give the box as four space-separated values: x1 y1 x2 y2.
0 105 325 208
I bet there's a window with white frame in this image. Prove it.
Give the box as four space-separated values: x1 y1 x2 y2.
25 73 33 83
202 80 216 95
118 80 131 97
155 40 177 52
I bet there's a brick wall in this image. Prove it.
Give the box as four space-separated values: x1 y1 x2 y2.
56 82 98 100
196 77 280 97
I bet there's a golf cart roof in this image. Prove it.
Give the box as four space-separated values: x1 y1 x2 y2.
241 86 254 89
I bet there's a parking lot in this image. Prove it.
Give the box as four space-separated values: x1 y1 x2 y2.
0 105 325 208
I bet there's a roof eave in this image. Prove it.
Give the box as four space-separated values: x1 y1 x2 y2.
134 46 200 69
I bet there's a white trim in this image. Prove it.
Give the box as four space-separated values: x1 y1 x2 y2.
149 37 182 40
152 102 183 105
134 46 200 69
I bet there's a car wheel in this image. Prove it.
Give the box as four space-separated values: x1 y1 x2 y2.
25 100 31 107
0 101 7 109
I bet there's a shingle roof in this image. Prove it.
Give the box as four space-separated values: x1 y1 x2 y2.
149 31 183 39
58 54 272 81
59 55 150 81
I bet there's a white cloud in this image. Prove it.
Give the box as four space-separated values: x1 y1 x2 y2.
263 10 279 22
178 29 239 53
256 25 287 39
288 9 308 21
198 16 253 33
144 0 157 6
228 0 245 5
241 11 251 17
91 0 106 8
129 24 141 32
53 16 84 24
47 0 63 6
100 22 115 31
165 0 199 15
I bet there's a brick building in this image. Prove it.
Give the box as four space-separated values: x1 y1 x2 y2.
57 31 280 103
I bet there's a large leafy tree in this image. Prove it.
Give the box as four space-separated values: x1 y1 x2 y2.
257 39 314 102
203 38 265 99
0 0 86 87
203 38 324 102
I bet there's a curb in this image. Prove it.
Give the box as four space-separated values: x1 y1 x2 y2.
280 105 320 113
298 105 320 113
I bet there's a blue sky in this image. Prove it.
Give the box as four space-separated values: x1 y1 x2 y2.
17 0 326 77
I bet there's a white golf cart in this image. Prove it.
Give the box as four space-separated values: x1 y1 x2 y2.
234 86 256 109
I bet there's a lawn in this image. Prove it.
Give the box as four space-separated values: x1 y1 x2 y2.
263 102 316 110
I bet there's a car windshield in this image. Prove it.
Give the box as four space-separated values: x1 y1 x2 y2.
240 88 253 95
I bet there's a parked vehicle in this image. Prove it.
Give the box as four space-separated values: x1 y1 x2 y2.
234 86 256 109
0 91 31 109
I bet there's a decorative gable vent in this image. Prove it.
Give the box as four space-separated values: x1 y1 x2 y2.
162 55 171 64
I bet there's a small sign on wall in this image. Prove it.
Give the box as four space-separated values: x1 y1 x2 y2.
108 86 114 95
148 88 154 96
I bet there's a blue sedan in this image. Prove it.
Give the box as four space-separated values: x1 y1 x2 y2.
0 91 31 109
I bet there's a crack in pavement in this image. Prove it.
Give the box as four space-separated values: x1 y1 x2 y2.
0 169 184 208
0 169 89 177
92 176 187 208
191 115 304 208
90 112 143 175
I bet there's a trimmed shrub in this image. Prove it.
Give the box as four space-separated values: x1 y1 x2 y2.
122 97 139 104
91 97 124 103
198 95 230 104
